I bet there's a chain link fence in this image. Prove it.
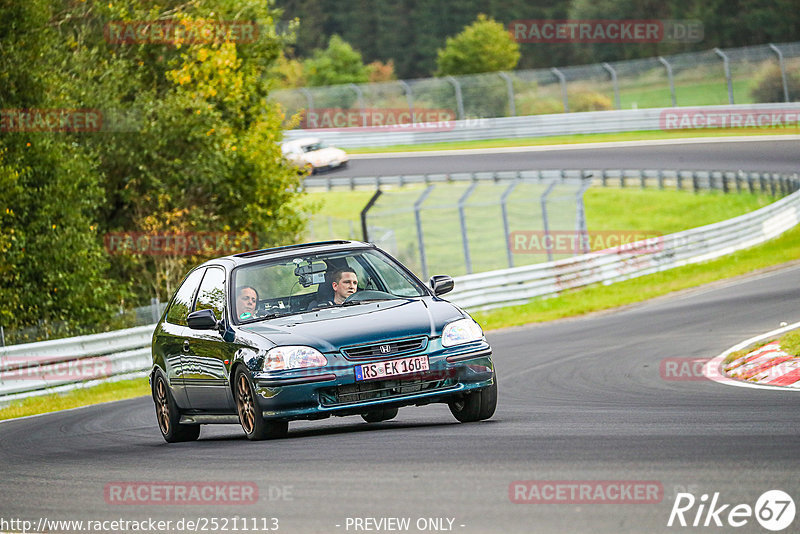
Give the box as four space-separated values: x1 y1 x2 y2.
304 168 799 280
273 42 800 123
358 176 589 279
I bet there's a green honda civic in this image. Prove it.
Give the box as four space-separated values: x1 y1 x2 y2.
150 240 497 442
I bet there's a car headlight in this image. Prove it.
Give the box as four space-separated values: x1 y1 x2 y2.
441 318 484 347
264 346 327 371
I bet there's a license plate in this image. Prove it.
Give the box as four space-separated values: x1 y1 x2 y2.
354 355 429 381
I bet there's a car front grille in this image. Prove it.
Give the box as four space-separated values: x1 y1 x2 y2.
318 374 456 407
341 336 427 359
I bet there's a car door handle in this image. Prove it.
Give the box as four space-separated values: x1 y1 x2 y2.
183 340 190 352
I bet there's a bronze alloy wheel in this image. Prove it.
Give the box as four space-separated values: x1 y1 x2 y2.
155 377 171 435
234 368 289 441
236 372 256 435
151 372 200 443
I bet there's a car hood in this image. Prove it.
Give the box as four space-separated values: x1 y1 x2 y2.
239 297 464 352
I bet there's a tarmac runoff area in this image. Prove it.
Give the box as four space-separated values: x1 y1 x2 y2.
704 320 800 391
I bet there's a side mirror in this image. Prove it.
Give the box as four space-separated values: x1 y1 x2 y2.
429 275 454 296
187 309 220 330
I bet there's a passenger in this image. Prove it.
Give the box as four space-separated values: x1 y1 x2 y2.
236 286 258 319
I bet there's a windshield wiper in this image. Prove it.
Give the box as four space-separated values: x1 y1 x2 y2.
340 298 392 307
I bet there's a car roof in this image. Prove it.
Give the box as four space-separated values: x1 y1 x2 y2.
202 240 375 269
282 137 322 148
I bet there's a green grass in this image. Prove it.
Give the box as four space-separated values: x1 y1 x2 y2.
618 79 753 109
0 377 150 421
345 127 799 154
779 330 800 356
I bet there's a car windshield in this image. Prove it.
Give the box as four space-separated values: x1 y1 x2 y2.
301 141 327 152
231 248 427 324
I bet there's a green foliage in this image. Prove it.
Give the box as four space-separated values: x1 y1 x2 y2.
304 35 369 87
435 14 520 76
750 64 800 103
0 0 310 334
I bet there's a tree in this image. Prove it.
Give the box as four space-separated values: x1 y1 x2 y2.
0 0 117 333
435 14 520 76
303 35 369 86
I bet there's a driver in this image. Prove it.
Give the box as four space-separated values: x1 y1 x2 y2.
236 286 258 320
331 268 358 304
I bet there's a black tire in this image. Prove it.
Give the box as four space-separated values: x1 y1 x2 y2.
448 375 498 423
361 407 399 423
152 372 200 443
234 369 289 441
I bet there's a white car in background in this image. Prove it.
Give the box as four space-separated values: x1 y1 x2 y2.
281 137 348 174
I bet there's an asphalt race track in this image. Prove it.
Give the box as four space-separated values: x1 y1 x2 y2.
1 139 799 534
2 264 799 533
335 138 800 176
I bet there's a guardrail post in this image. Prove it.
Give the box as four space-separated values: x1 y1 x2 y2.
770 174 777 197
498 72 516 117
575 179 592 254
414 185 435 279
299 87 314 116
602 63 621 110
768 44 790 103
639 170 646 189
458 183 479 274
551 68 569 112
658 169 664 190
601 169 607 187
501 182 518 268
398 80 415 120
714 48 735 105
658 56 677 107
677 171 683 191
445 76 465 121
541 180 558 262
747 172 754 194
692 171 699 193
360 189 383 242
721 171 729 194
349 84 367 126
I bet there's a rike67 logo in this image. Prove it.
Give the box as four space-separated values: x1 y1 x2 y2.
668 490 795 531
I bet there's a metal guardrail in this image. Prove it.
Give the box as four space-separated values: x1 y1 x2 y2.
2 168 798 402
305 167 800 192
0 325 154 402
285 103 800 149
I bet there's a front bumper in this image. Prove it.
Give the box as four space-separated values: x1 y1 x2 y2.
251 340 493 421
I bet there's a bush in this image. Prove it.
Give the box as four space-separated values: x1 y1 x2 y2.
750 64 800 103
568 91 613 112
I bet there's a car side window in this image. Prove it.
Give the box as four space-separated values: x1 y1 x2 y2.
194 267 226 321
165 268 206 326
